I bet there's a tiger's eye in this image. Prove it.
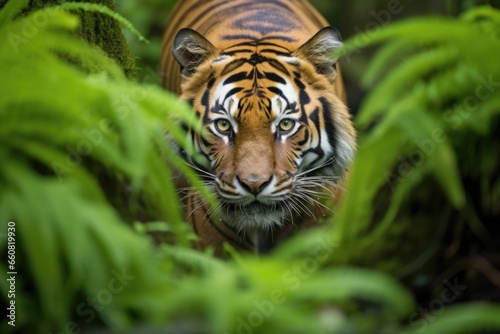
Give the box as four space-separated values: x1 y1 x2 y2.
215 119 231 133
278 119 295 132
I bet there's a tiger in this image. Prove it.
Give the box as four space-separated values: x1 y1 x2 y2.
160 0 356 255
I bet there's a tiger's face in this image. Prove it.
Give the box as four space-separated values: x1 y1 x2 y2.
173 27 356 232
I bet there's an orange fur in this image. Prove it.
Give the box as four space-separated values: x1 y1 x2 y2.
161 0 356 255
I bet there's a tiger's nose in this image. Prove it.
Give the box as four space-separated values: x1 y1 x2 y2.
237 175 272 195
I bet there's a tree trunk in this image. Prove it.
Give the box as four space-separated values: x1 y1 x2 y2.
0 0 137 78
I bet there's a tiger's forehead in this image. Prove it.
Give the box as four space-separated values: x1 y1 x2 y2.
211 78 296 120
210 53 300 120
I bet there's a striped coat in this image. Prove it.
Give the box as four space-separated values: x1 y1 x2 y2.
161 0 356 255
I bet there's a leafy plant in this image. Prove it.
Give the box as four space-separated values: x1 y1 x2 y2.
274 4 500 333
330 5 500 269
278 5 500 264
1 1 499 334
0 1 199 332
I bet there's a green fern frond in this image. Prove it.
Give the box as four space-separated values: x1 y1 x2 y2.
295 268 415 317
462 5 500 24
362 39 415 88
2 1 499 333
333 4 500 241
160 245 226 273
405 304 500 334
358 47 458 127
0 0 29 27
335 129 408 240
0 2 200 329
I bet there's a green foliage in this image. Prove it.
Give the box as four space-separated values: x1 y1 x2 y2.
0 0 29 26
0 2 197 332
327 5 500 251
1 1 499 334
405 304 500 334
274 4 500 332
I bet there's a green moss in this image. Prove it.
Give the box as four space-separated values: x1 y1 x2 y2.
2 0 138 78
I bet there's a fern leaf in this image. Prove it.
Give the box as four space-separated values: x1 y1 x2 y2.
161 245 225 273
461 5 500 23
296 268 415 318
0 0 30 27
335 129 408 239
362 40 415 88
358 47 457 127
405 304 500 334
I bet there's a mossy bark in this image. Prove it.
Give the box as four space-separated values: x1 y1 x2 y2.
1 0 137 78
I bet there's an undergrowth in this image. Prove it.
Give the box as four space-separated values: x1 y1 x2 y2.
0 1 499 333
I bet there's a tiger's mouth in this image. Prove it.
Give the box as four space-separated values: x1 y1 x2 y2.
223 200 288 231
226 200 284 213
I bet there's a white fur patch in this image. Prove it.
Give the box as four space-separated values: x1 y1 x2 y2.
224 204 285 232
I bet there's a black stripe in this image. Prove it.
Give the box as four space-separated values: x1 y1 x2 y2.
267 59 290 76
274 177 292 189
225 40 291 50
299 90 311 106
201 136 213 148
319 97 337 151
221 59 247 76
225 87 244 101
222 50 255 57
309 107 320 129
223 1 295 28
222 34 258 41
260 48 292 56
207 76 216 89
259 35 298 42
232 8 298 33
211 102 226 115
297 128 310 147
249 53 266 65
218 187 239 197
224 71 249 85
268 87 289 105
294 76 305 90
201 89 210 110
264 72 286 84
299 106 325 168
185 0 233 31
221 34 298 44
294 76 311 106
267 86 281 95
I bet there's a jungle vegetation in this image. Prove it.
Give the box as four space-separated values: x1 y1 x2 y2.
0 0 499 333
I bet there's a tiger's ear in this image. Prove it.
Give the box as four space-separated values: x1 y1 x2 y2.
296 27 343 78
172 28 216 76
